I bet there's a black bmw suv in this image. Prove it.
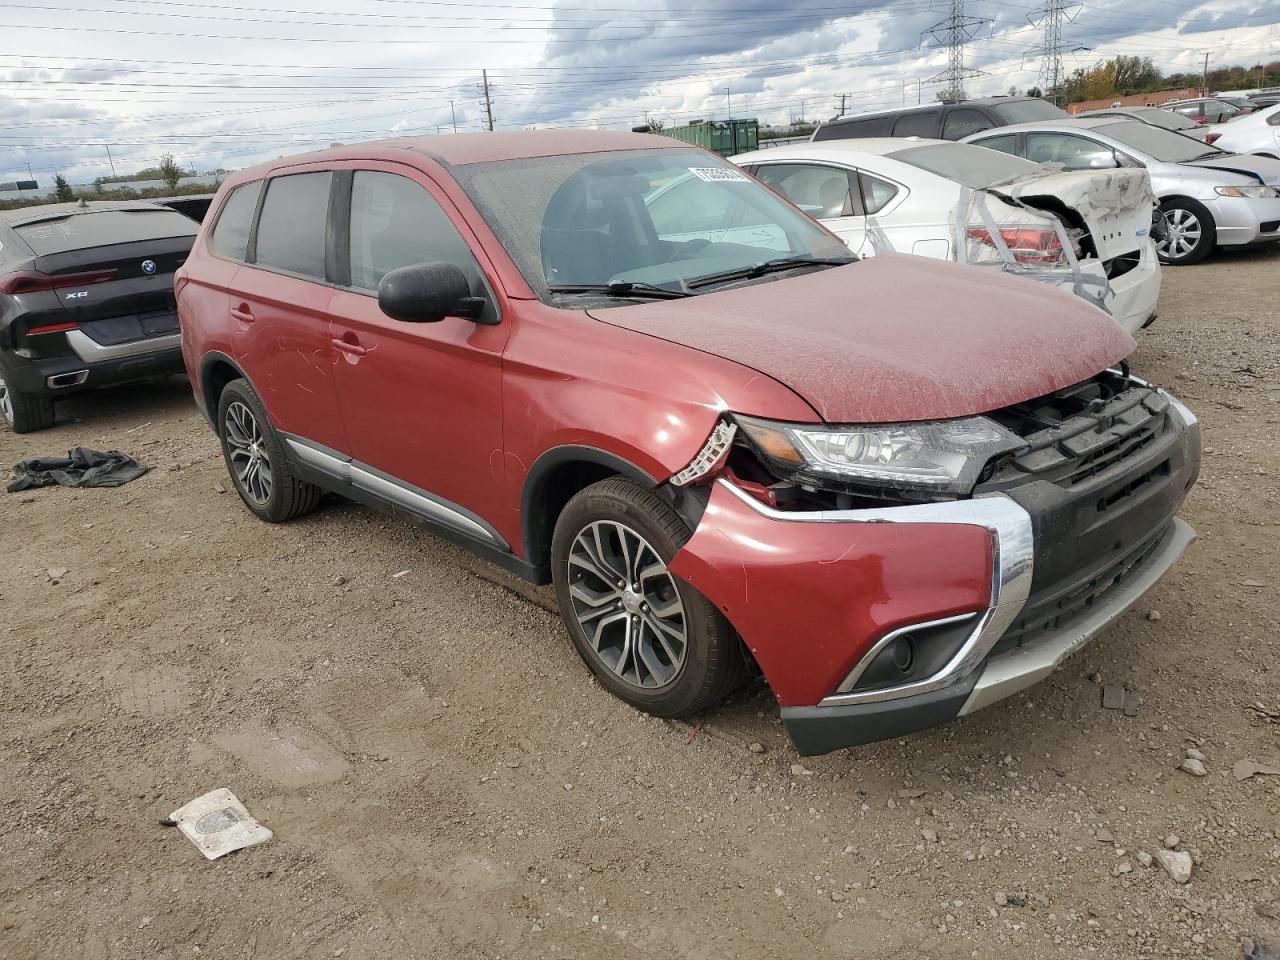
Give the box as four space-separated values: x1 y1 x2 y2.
0 200 197 432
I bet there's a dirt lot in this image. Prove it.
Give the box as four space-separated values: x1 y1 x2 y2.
3 250 1279 960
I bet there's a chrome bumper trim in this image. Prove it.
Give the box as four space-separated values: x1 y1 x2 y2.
65 329 182 363
715 478 1035 707
833 611 978 694
958 518 1195 716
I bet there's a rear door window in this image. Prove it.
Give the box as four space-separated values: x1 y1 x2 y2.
942 108 993 140
254 172 332 280
208 181 262 262
347 171 484 292
12 209 196 256
754 164 859 218
893 111 940 137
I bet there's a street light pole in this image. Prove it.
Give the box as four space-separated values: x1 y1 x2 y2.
449 99 457 133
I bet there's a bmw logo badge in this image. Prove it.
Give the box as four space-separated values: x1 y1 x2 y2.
141 259 157 275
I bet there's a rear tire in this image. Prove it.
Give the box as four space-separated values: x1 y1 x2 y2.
216 378 321 522
551 477 745 718
0 373 55 433
1156 198 1215 265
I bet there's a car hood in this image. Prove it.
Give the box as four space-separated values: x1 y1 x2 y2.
587 254 1134 423
1185 152 1280 184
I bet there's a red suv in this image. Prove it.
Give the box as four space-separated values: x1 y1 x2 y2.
178 131 1200 755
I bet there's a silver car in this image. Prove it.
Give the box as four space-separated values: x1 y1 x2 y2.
1076 106 1211 142
964 117 1280 264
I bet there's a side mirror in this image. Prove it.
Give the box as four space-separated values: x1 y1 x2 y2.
1088 152 1120 169
377 261 485 323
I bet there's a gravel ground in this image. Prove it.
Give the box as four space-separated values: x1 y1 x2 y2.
2 248 1279 960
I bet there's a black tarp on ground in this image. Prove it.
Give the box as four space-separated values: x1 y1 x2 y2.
7 447 150 492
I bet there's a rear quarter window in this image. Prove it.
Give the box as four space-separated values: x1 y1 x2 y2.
12 209 196 256
814 116 893 140
208 181 262 262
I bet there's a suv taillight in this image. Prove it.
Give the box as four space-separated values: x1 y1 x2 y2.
966 226 1067 266
0 269 116 295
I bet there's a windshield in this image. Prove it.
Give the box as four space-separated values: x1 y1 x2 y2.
1097 119 1223 161
889 142 1037 188
451 147 851 303
990 99 1069 124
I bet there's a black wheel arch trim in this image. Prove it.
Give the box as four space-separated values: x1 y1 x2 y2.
198 351 259 423
520 445 715 581
521 446 657 570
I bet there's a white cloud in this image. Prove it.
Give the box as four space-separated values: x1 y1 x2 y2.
1 0 1276 185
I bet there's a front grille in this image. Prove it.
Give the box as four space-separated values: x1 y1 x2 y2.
990 520 1173 656
981 371 1172 491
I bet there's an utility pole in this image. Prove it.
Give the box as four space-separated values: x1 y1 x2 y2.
1023 0 1084 106
924 0 991 101
834 93 848 118
449 99 457 133
725 87 731 119
481 70 495 132
104 144 117 177
1201 53 1211 97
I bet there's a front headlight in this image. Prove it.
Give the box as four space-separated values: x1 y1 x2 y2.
735 414 1026 498
1215 184 1280 198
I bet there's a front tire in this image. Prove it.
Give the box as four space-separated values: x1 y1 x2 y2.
551 477 744 718
0 373 55 433
216 378 321 522
1156 198 1215 265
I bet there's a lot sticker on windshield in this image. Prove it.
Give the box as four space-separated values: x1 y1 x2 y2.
688 167 751 183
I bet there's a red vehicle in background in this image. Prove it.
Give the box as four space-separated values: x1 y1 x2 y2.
177 131 1199 755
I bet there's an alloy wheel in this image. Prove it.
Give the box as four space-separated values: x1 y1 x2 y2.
224 400 273 504
0 374 12 426
1158 208 1202 261
566 520 688 689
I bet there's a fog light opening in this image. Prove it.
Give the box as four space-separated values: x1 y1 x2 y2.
889 634 916 673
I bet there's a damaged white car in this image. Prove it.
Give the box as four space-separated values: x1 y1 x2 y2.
731 139 1162 334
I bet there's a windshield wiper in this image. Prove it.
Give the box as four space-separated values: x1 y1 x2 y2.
547 281 692 300
686 256 854 290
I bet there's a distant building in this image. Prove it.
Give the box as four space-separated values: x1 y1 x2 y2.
1068 87 1201 114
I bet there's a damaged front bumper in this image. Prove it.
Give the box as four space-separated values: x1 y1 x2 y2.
667 393 1200 756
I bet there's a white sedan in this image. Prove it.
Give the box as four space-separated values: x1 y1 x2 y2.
1204 103 1280 159
730 138 1163 335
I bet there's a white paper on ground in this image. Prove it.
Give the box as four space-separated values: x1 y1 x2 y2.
169 788 273 860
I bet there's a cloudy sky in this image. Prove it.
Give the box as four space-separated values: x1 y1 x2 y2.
2 0 1277 185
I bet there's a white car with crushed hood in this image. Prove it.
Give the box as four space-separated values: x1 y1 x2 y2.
730 138 1162 335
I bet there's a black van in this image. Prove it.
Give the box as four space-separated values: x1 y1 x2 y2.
812 97 1068 143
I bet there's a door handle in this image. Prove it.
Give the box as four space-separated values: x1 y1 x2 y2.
229 304 254 324
330 337 367 357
